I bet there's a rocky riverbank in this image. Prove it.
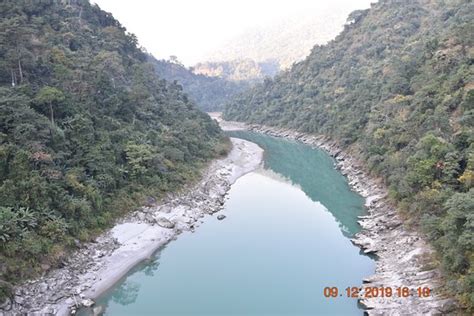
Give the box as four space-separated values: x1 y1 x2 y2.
2 138 263 316
212 113 457 315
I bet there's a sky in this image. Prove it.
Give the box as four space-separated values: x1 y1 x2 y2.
92 0 374 66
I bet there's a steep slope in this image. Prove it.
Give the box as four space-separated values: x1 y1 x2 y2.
0 0 227 300
225 0 473 309
150 56 250 111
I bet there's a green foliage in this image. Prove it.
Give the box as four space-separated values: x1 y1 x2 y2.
0 0 228 301
34 86 65 126
35 86 65 105
124 142 157 177
150 56 251 111
224 0 474 310
437 190 474 307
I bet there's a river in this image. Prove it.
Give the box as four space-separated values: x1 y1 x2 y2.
91 131 374 315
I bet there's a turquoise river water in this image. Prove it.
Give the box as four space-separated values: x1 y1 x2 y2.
92 131 374 315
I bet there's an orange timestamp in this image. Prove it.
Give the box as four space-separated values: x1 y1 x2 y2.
323 286 431 298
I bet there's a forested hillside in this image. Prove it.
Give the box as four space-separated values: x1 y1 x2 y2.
150 56 250 111
225 0 473 309
0 0 227 300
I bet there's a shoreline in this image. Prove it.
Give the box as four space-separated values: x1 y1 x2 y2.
6 137 263 315
211 113 457 315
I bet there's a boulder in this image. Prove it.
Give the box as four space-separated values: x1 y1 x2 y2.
92 305 104 316
156 217 175 229
38 282 48 293
15 295 24 305
159 205 172 213
40 263 50 271
81 298 94 307
136 212 146 222
145 196 157 206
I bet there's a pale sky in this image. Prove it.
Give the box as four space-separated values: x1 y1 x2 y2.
92 0 373 66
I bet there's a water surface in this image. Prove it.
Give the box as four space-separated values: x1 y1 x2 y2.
94 132 374 315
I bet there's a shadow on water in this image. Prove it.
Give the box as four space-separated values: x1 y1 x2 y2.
228 130 366 237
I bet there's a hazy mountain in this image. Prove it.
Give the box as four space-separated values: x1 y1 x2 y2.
192 59 279 82
202 3 372 70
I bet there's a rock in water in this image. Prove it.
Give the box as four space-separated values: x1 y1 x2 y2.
92 305 104 315
81 298 94 307
217 214 226 220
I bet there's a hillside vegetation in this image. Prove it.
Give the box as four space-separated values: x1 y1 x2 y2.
225 0 473 309
150 56 250 111
0 0 228 300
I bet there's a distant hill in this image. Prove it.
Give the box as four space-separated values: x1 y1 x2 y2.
183 5 371 105
202 3 372 70
224 0 473 310
149 56 250 111
192 59 279 82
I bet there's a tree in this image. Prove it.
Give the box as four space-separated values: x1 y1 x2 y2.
0 16 33 86
35 86 65 127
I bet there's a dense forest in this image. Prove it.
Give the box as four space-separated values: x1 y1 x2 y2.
150 56 250 111
225 0 473 310
0 0 228 301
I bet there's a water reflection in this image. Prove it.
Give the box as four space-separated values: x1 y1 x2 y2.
95 171 373 315
110 254 162 306
142 257 160 277
111 281 140 306
228 131 365 237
